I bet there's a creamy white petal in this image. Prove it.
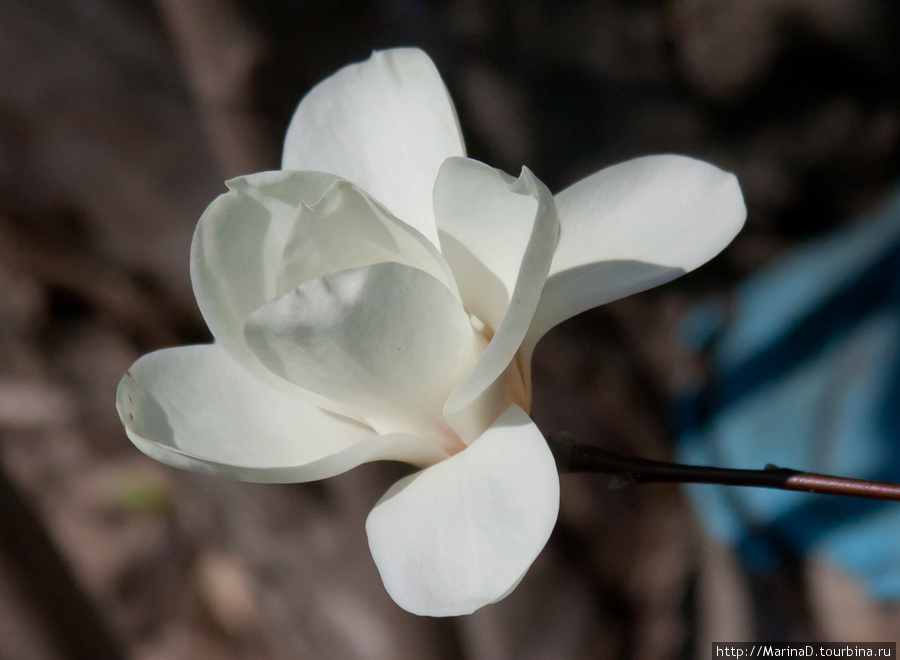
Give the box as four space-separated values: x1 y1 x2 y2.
282 48 465 247
435 158 545 329
522 154 746 367
191 170 370 419
116 345 448 483
244 262 481 453
435 160 558 435
366 404 559 616
276 179 459 300
191 170 340 358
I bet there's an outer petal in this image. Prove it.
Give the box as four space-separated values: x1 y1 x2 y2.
282 48 465 247
365 404 559 616
434 159 558 436
244 262 482 453
116 345 448 483
522 155 746 367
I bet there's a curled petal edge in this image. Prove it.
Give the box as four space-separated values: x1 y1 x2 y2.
443 165 559 439
122 424 448 484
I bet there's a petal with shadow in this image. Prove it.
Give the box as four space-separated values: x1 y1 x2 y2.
521 155 746 384
434 159 558 437
116 345 447 483
245 262 481 452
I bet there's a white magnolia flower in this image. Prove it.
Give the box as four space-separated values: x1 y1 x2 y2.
116 48 745 616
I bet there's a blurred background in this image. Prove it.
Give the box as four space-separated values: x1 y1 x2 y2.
1 0 900 658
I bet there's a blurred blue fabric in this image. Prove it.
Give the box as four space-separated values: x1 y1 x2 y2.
675 186 900 598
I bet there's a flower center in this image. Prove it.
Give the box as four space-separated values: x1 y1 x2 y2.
468 313 491 339
419 315 530 459
435 424 468 456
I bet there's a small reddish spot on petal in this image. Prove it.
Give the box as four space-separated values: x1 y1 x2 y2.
128 413 134 421
127 395 133 403
125 369 132 377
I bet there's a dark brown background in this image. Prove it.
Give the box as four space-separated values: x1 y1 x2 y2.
1 1 899 658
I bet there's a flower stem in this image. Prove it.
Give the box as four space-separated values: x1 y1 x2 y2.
547 436 900 501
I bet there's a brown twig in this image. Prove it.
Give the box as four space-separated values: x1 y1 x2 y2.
548 436 900 501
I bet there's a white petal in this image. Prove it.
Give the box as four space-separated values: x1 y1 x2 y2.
191 170 340 361
193 170 453 421
365 404 559 616
522 154 746 361
434 158 549 330
191 170 356 419
434 159 558 435
116 345 447 483
244 262 481 453
282 48 465 247
276 179 459 300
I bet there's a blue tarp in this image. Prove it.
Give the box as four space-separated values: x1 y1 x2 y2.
676 187 900 598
